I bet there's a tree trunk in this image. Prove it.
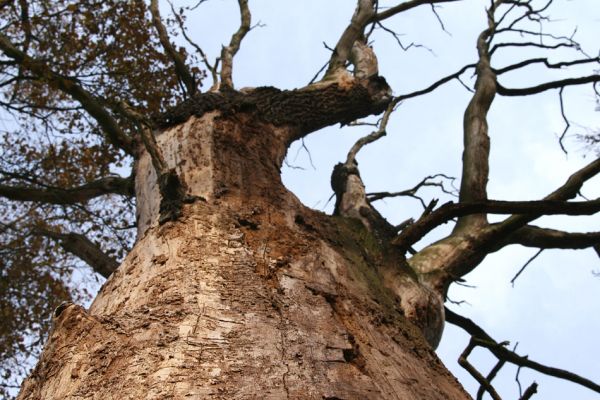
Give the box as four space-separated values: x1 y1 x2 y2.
18 85 470 399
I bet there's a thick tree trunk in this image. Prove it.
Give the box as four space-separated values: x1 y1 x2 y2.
18 85 469 399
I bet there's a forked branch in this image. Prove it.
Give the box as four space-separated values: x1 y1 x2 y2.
394 198 600 250
326 0 461 79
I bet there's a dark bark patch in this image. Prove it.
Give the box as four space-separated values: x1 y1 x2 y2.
53 301 74 318
343 334 367 372
155 77 391 136
294 214 316 232
236 217 259 230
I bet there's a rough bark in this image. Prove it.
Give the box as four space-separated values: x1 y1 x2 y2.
17 91 469 398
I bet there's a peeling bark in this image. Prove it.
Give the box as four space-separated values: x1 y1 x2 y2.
18 112 469 399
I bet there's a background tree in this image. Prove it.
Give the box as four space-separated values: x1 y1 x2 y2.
0 0 599 399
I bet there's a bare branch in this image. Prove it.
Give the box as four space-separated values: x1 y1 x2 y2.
476 357 507 400
372 0 461 23
376 21 434 53
504 225 600 250
393 197 600 250
490 41 576 57
520 383 538 400
346 101 394 165
458 338 502 400
35 229 119 278
454 1 502 232
220 0 251 89
367 173 456 208
150 0 197 96
493 56 600 76
0 33 135 154
446 307 600 394
0 176 134 205
557 87 570 154
493 157 600 236
497 75 600 96
395 64 476 101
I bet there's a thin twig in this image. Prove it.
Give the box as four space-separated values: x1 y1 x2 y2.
557 87 570 154
510 249 543 286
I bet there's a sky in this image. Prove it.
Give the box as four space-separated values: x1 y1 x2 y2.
173 0 600 398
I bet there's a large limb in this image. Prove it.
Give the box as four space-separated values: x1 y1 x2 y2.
402 1 600 293
0 176 133 205
35 230 118 279
0 34 135 155
500 225 600 250
156 78 392 141
453 1 502 233
401 2 501 294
